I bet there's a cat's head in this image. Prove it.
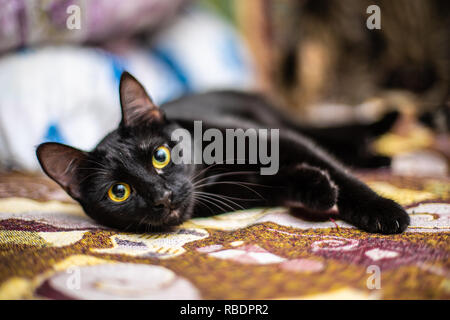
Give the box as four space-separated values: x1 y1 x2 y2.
36 72 195 231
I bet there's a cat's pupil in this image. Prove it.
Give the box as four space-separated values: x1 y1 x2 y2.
154 149 167 163
112 184 126 198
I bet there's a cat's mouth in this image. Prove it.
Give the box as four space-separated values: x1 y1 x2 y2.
161 207 187 224
155 201 193 227
120 195 194 230
166 209 181 220
125 209 186 231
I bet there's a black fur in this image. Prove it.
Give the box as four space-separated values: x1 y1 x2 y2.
36 72 410 234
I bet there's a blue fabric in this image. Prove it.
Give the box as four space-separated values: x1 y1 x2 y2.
151 48 192 93
106 53 127 89
43 123 66 144
220 32 246 73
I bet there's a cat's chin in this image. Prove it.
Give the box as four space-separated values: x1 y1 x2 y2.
107 214 190 233
138 201 195 231
157 209 190 227
133 215 191 233
83 196 195 232
162 209 183 222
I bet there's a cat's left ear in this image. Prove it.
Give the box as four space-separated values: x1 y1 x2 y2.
119 71 164 127
36 142 87 200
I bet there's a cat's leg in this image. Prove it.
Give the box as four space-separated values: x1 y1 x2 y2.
290 111 399 168
192 117 409 233
276 130 410 234
280 163 338 211
331 172 410 234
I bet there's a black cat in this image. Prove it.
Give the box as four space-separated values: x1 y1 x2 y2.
36 72 410 234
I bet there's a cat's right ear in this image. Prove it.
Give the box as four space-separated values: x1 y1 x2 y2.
36 142 87 200
119 71 164 127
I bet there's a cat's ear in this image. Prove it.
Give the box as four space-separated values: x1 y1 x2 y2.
36 142 87 200
119 71 164 127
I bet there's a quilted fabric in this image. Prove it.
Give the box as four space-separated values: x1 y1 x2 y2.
0 171 448 299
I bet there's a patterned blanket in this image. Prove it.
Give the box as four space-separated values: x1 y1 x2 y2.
0 171 448 299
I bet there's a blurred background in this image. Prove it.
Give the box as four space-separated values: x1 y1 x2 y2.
0 0 448 176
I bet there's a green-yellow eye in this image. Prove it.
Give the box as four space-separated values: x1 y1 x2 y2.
152 146 170 169
108 183 131 202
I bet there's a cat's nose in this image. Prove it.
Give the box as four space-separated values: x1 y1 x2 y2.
155 190 173 209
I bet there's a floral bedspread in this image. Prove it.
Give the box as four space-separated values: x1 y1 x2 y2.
0 171 448 299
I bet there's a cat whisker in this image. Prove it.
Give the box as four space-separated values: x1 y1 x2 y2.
77 167 108 172
83 159 109 170
194 181 268 200
190 157 255 184
194 194 230 213
194 191 260 202
189 163 220 182
193 198 215 215
77 171 108 184
195 193 243 212
193 170 258 187
137 214 148 232
123 219 137 232
195 191 246 211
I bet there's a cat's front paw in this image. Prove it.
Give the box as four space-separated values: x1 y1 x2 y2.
291 165 338 211
301 176 338 211
340 197 410 234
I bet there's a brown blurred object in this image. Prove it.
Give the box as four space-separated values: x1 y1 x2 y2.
235 0 449 122
0 171 74 203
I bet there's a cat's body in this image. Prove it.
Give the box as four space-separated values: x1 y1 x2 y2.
36 72 410 234
163 90 399 168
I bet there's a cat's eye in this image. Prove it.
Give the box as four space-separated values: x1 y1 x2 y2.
152 146 171 169
108 183 131 202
